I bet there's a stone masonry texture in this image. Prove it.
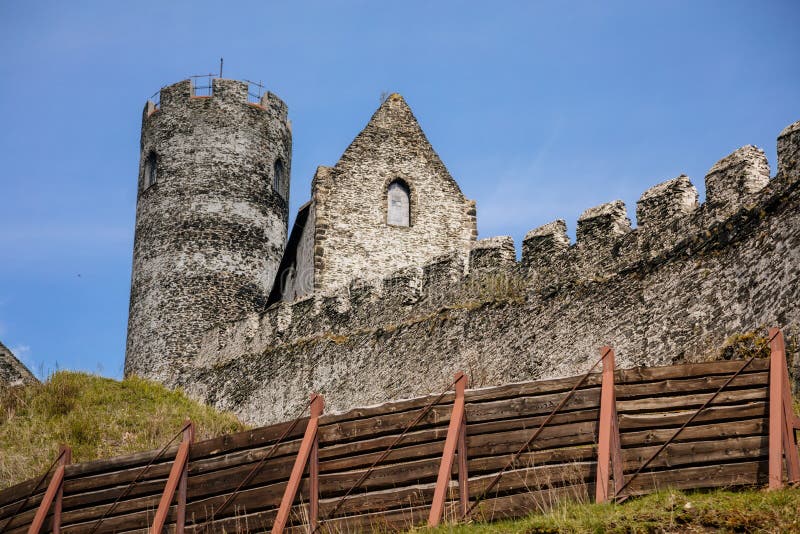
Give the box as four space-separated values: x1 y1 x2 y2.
124 78 292 385
0 340 37 387
181 118 800 426
273 94 477 301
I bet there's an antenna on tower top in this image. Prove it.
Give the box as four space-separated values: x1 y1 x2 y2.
219 57 224 78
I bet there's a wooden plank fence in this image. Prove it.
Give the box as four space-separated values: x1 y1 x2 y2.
1 329 798 533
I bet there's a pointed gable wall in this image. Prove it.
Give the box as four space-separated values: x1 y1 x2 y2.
311 94 477 293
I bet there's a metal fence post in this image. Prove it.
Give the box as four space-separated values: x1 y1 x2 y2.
428 372 468 527
151 420 194 533
28 446 70 534
272 393 324 534
596 346 622 503
769 328 800 489
52 445 71 534
176 421 195 534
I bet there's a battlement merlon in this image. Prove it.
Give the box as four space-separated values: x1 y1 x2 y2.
705 145 769 218
469 237 515 275
260 91 289 121
636 175 698 228
576 200 632 246
778 120 800 181
522 220 570 268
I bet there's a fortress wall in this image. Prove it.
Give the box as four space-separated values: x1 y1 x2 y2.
187 121 800 425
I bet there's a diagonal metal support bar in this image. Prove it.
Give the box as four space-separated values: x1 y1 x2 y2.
769 328 800 488
176 422 195 534
610 401 624 500
457 393 469 518
428 372 468 527
595 346 623 503
151 420 194 534
272 393 324 534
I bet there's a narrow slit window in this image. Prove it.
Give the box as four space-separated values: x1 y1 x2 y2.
387 180 410 226
274 159 286 198
144 152 158 189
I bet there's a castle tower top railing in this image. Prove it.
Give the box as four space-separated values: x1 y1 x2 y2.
146 75 274 111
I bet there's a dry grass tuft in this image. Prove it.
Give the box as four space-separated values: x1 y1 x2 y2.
414 487 800 533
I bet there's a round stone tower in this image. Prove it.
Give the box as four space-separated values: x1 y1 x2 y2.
125 78 291 384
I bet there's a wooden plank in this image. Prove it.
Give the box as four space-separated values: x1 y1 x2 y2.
618 401 767 430
318 371 599 427
618 358 769 384
624 460 767 495
615 371 767 400
621 435 767 472
467 435 765 479
621 418 767 448
467 483 591 523
616 388 766 414
316 384 601 447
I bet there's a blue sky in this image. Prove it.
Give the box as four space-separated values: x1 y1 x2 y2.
0 1 798 379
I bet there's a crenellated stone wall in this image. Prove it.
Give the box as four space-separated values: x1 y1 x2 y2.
180 120 800 426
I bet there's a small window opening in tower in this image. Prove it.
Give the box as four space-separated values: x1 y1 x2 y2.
387 180 410 227
274 158 286 199
144 151 158 189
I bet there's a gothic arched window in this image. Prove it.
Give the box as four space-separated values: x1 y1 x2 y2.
387 180 410 227
144 151 158 189
274 158 286 199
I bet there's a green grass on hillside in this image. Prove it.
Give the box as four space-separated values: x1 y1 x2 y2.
0 371 246 489
415 488 800 533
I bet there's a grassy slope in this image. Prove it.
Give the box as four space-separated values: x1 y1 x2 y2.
0 371 246 489
415 488 800 533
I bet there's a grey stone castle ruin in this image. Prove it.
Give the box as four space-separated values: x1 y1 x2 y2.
124 77 800 425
